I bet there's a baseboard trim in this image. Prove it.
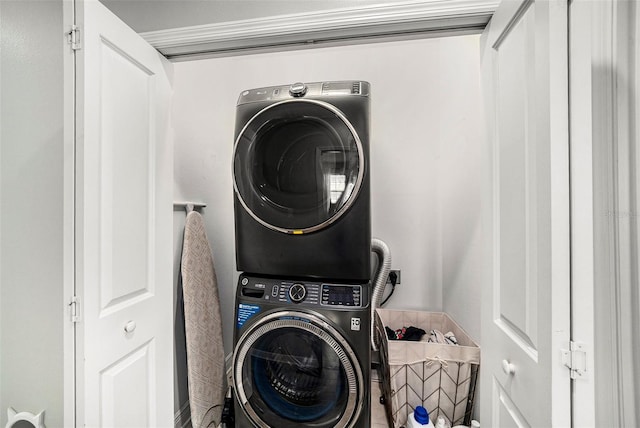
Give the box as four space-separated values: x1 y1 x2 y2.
174 401 191 428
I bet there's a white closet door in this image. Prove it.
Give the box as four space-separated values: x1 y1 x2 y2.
480 0 571 426
74 1 173 426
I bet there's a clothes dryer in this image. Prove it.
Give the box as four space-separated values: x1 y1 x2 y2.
233 81 371 281
232 274 371 428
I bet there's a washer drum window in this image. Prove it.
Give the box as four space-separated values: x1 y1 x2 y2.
233 311 364 427
233 99 365 234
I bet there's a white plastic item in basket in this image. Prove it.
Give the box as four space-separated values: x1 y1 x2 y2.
376 309 480 428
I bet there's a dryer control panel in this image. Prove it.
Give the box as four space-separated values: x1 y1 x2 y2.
238 275 368 308
237 80 371 105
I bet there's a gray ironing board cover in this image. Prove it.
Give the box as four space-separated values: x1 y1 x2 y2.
181 211 225 428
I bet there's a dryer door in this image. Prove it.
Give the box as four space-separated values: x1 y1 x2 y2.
233 99 364 234
233 311 364 428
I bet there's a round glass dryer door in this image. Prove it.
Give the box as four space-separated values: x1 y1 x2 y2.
233 311 364 428
233 99 364 234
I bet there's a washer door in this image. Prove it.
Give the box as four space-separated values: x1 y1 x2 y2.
233 99 364 234
233 311 364 428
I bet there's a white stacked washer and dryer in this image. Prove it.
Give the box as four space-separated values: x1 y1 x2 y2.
231 81 373 428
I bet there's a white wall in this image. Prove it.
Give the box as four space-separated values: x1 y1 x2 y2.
438 45 485 342
0 1 65 427
171 34 485 394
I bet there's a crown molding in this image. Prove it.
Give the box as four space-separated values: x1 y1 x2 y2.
141 0 498 60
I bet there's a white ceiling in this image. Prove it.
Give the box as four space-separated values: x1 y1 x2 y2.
99 0 407 33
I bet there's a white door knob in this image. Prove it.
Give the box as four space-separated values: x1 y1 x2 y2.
502 359 516 375
124 320 137 334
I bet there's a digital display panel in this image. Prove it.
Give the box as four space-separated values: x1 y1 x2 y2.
322 285 360 306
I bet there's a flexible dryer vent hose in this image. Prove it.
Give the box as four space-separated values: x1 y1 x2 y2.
371 238 391 351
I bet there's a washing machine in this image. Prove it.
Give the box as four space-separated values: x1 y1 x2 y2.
233 81 371 282
232 274 371 428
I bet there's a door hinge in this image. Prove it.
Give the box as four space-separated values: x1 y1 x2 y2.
69 296 81 323
67 25 81 51
562 341 587 379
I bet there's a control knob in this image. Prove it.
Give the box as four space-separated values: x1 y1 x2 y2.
289 283 307 303
289 82 307 97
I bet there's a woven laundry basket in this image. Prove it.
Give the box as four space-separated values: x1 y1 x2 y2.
375 309 480 428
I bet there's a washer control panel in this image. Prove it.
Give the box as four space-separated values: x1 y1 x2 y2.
238 275 366 308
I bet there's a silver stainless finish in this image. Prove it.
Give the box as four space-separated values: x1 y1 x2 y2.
237 81 370 105
289 82 307 97
232 98 365 235
233 310 364 428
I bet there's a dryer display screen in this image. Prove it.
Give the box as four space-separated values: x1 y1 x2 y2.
321 285 361 307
